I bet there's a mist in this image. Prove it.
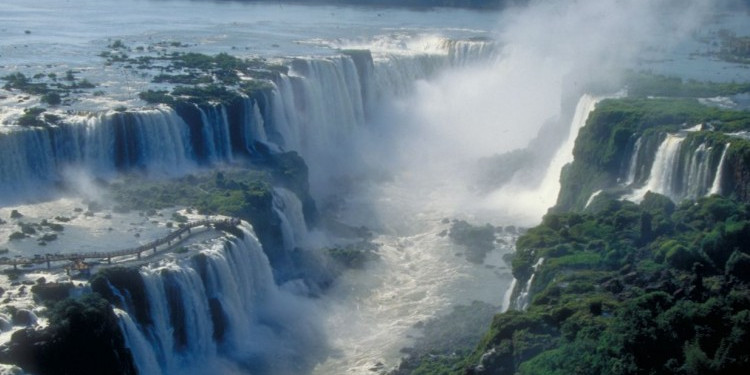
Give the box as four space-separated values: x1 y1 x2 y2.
333 0 715 227
311 0 721 372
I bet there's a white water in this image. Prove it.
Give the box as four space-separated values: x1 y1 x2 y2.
486 94 602 223
628 135 728 202
0 108 196 198
272 187 309 251
514 257 544 311
683 143 713 199
584 189 604 209
313 180 515 373
625 137 642 185
1 1 744 374
709 143 730 195
628 133 685 202
113 224 326 375
0 40 495 201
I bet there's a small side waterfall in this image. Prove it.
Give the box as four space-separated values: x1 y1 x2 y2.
627 134 728 202
625 137 642 185
513 257 544 311
501 278 517 313
628 133 685 201
645 134 685 198
709 143 730 195
240 97 269 149
196 104 233 164
272 188 309 251
584 189 604 209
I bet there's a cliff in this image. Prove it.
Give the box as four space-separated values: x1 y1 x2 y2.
463 194 750 374
400 79 750 374
555 97 750 212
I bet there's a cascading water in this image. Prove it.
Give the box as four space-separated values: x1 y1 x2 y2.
272 187 309 251
536 95 600 202
625 137 642 185
681 143 714 199
108 223 326 375
0 108 195 197
196 104 234 164
513 257 544 311
487 94 602 222
627 134 727 202
239 96 269 149
709 143 730 195
628 133 685 201
0 39 496 201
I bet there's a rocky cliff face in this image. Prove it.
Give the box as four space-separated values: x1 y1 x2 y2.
0 293 137 375
555 98 750 212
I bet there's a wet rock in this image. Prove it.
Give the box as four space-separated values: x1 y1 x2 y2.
12 309 37 326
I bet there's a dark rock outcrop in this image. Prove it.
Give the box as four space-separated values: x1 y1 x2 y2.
0 294 136 375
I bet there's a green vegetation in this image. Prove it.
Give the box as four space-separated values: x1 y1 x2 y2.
555 97 750 211
413 195 750 374
392 301 500 375
0 293 137 375
8 232 25 241
1 69 99 115
101 48 282 106
717 30 750 64
138 90 174 105
107 158 311 267
2 72 50 95
16 107 47 127
109 170 271 216
134 51 279 106
626 72 750 98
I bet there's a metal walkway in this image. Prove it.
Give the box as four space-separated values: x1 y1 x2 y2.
1 218 241 270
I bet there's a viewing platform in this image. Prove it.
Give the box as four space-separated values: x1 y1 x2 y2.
0 217 242 271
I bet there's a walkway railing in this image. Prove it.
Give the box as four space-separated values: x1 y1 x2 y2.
1 217 241 270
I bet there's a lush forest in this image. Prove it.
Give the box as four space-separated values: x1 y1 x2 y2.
398 76 750 374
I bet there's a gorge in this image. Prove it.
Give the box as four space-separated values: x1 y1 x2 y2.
0 1 749 375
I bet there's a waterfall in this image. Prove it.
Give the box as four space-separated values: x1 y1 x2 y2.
500 278 517 313
628 135 727 202
536 94 601 208
372 54 446 98
628 134 685 201
681 143 714 199
513 257 544 311
442 39 498 66
584 189 604 209
708 143 730 195
272 188 309 250
0 108 197 198
196 105 233 163
0 41 495 200
277 57 366 155
241 97 269 151
108 223 324 375
625 137 642 185
116 309 162 375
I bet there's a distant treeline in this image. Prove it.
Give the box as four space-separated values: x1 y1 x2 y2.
216 0 527 10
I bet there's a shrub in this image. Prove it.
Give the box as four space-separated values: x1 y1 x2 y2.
41 92 61 105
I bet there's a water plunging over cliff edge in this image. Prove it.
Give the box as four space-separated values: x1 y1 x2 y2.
97 223 328 375
0 40 496 203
